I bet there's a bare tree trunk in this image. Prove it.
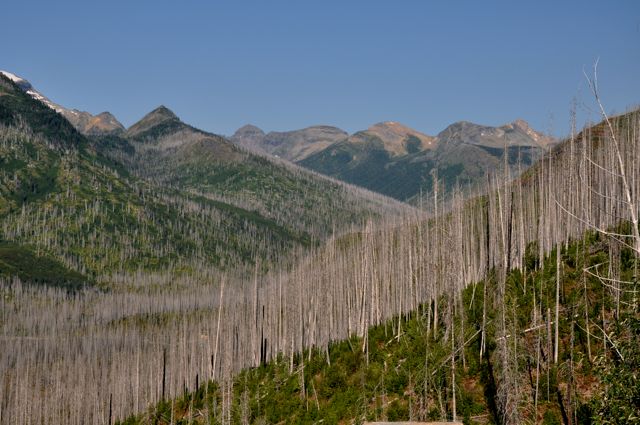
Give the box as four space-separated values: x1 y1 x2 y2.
582 241 592 362
213 278 225 380
450 296 457 422
554 246 561 364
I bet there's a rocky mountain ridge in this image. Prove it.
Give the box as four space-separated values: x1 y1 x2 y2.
232 118 555 202
0 70 124 136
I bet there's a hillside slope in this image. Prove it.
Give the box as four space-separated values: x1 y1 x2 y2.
0 73 329 276
300 119 554 202
114 108 638 424
117 107 411 239
122 232 639 424
1 71 411 278
0 70 124 135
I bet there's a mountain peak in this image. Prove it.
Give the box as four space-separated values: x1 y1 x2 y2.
1 70 125 136
437 119 555 149
148 105 178 120
127 105 180 137
368 121 403 130
84 111 125 135
506 119 555 148
233 124 265 139
96 111 118 119
1 70 62 111
442 120 481 131
0 70 31 90
363 121 435 155
512 118 530 130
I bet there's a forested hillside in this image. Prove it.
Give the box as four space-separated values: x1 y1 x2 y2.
0 70 413 424
3 1 638 424
1 60 637 425
121 231 639 424
120 108 639 424
0 88 298 273
114 106 407 240
0 73 407 278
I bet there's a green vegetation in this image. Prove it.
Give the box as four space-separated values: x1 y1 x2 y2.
0 124 303 274
132 128 396 240
121 232 640 424
0 76 399 278
0 241 88 289
0 74 86 149
1 69 637 425
590 316 640 424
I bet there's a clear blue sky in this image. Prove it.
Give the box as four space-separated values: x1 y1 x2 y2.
2 0 639 137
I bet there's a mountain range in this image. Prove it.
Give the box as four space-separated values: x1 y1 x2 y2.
1 69 637 425
0 71 406 276
232 118 555 202
1 66 561 283
2 69 555 205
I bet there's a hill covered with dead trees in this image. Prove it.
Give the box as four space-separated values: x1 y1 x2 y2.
119 107 639 425
0 64 639 425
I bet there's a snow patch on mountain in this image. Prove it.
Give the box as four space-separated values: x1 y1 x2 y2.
1 70 63 112
0 70 23 83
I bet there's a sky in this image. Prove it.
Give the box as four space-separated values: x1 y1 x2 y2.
2 0 639 138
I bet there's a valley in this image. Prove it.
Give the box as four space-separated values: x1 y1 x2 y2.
0 65 638 425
